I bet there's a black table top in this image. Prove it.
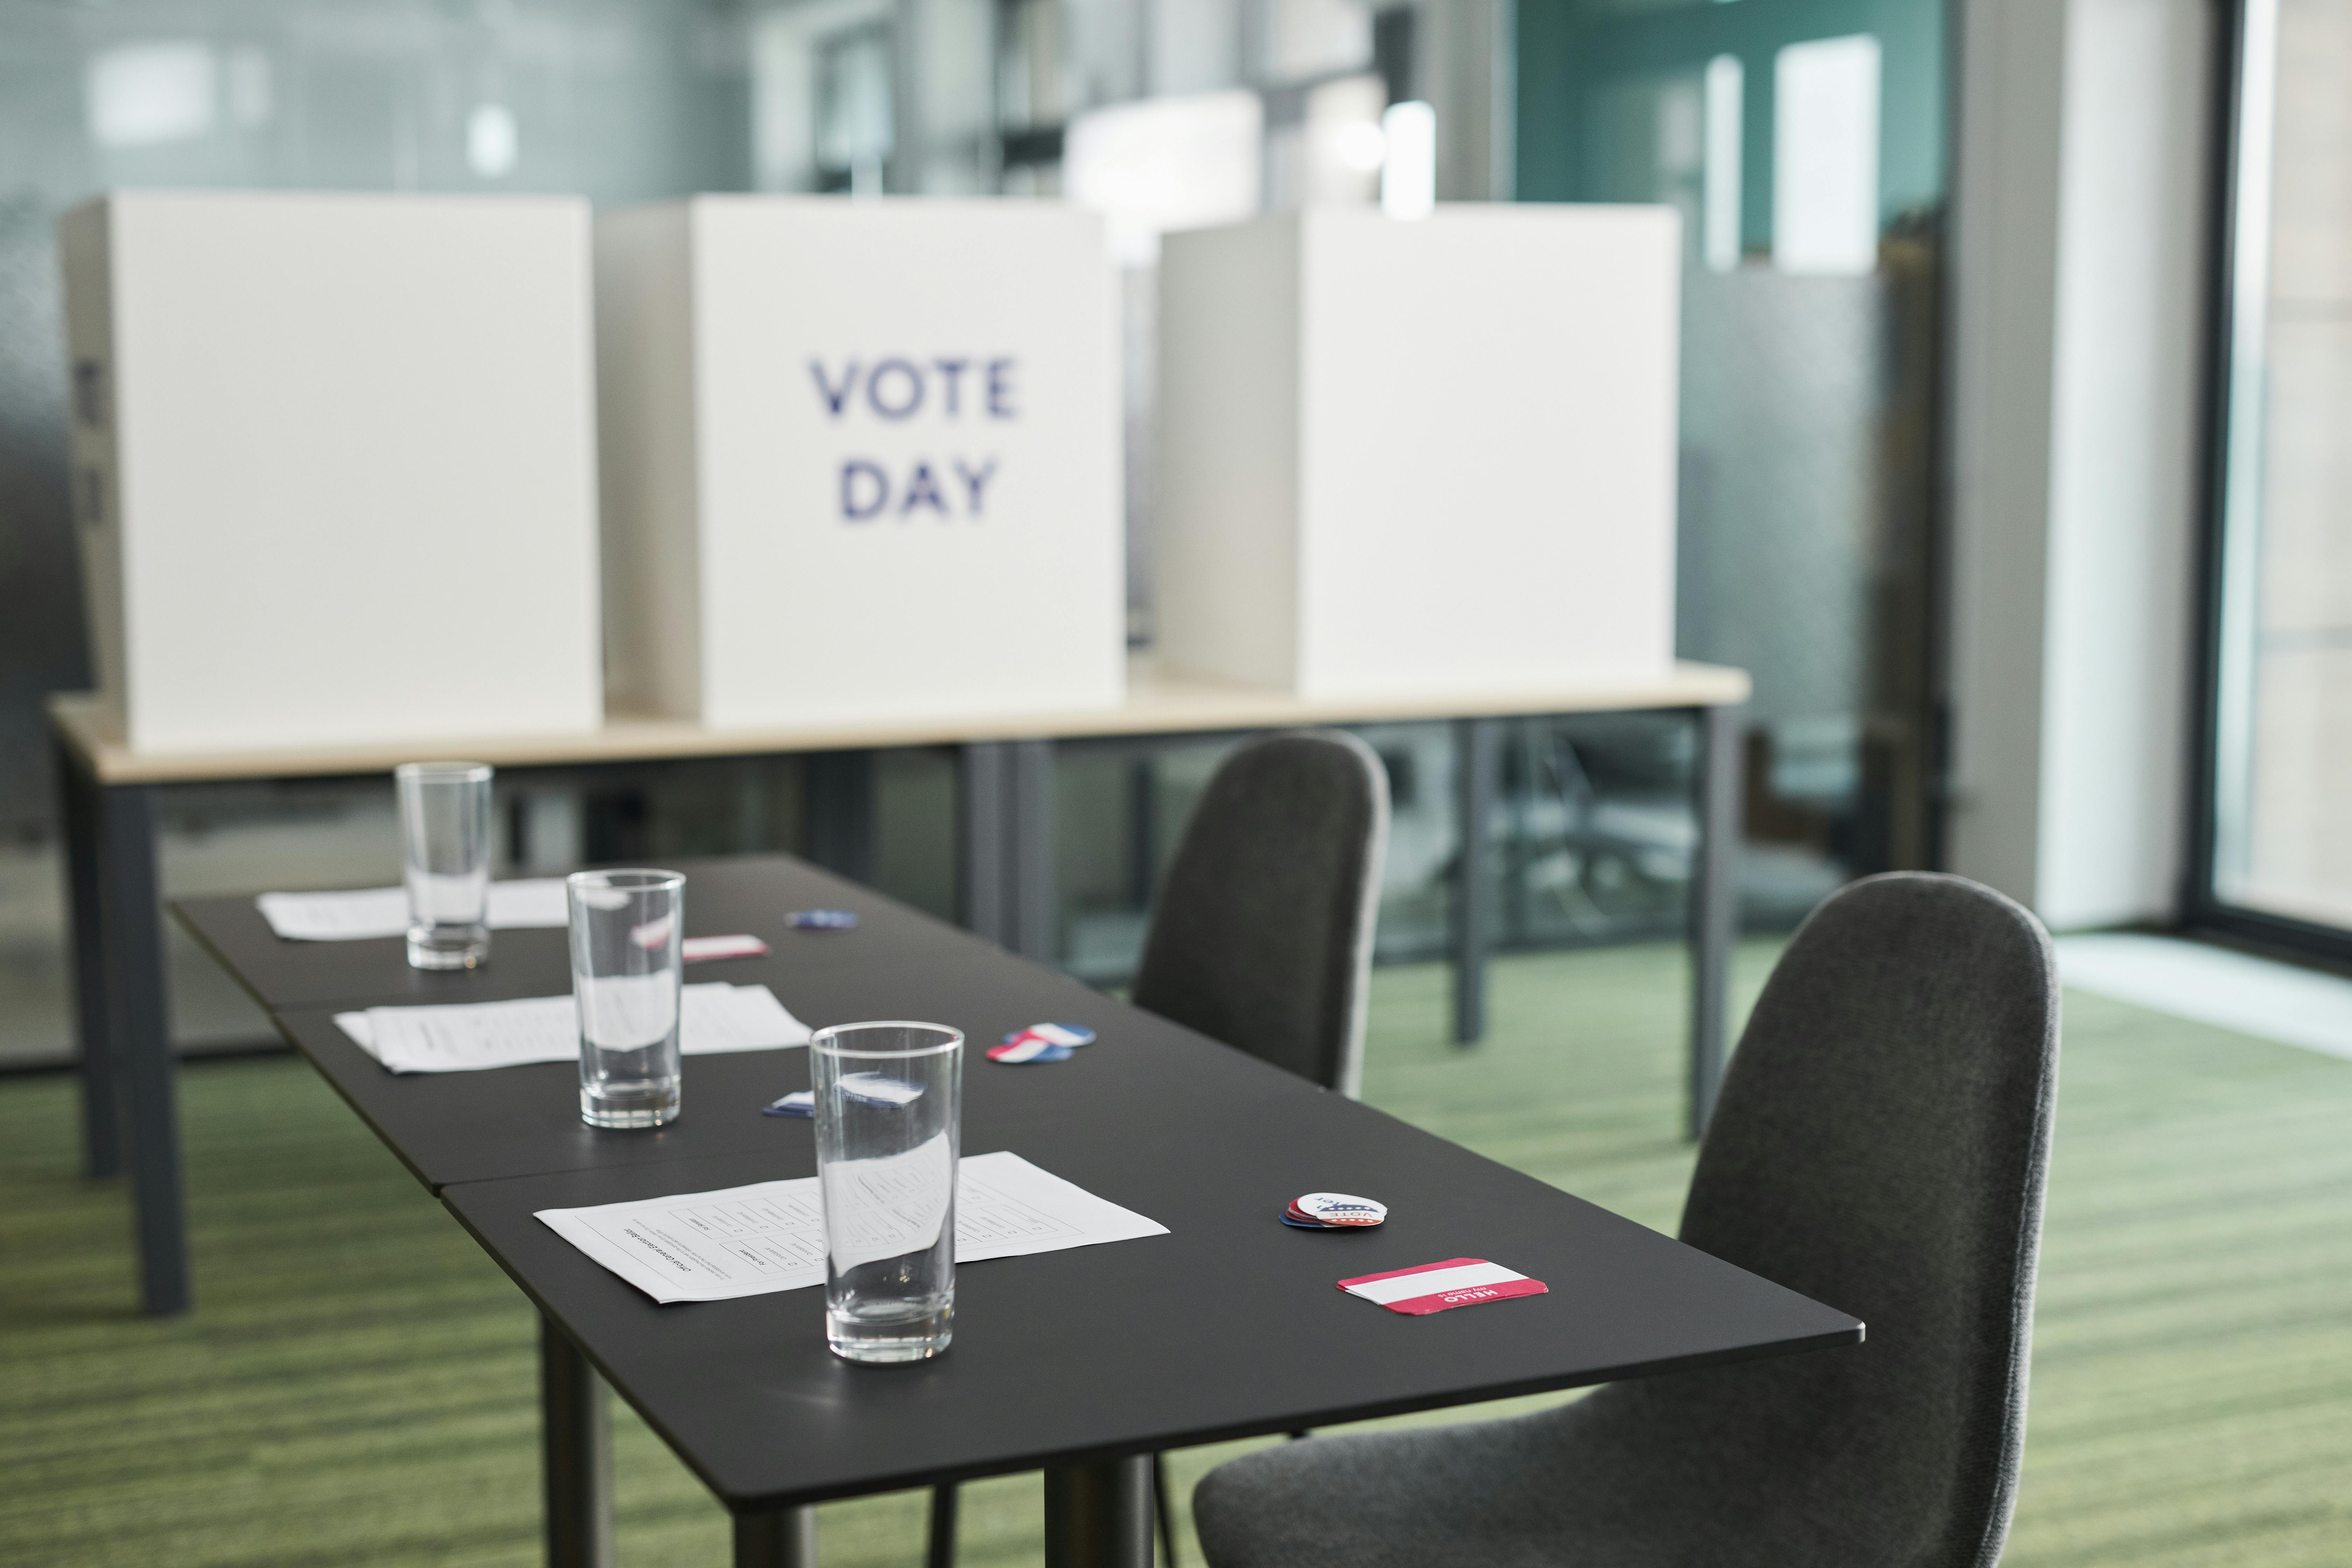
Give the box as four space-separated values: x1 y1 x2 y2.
172 856 954 1013
183 856 1137 1194
187 851 1861 1513
445 1055 1861 1512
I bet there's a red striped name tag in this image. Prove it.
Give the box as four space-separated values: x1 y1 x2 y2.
1338 1258 1549 1316
683 934 769 962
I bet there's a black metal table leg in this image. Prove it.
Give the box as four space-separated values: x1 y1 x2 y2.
95 780 188 1315
959 738 1056 961
1687 703 1744 1140
925 1482 958 1568
54 732 120 1181
1045 1455 1154 1568
1451 717 1500 1045
733 1506 818 1567
541 1313 614 1568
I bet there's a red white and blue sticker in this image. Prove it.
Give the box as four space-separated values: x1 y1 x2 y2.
1337 1259 1548 1316
784 909 859 931
1289 1192 1386 1227
762 1090 813 1118
1002 1023 1096 1049
988 1035 1074 1064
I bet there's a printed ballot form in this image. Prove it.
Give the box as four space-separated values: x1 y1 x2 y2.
258 879 572 940
536 1150 1169 1303
335 983 809 1072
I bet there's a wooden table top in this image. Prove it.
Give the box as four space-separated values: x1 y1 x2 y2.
50 655 1749 784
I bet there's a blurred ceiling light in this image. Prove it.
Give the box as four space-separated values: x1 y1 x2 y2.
1380 100 1435 220
88 42 216 148
1702 55 1742 270
1334 117 1386 173
1773 34 1881 275
1064 91 1263 266
1300 73 1385 208
468 104 519 177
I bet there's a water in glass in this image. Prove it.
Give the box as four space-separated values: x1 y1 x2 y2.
396 761 493 970
812 1022 963 1363
567 869 686 1128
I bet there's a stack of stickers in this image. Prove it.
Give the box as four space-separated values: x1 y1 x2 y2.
987 1023 1096 1064
784 909 859 931
1282 1191 1386 1230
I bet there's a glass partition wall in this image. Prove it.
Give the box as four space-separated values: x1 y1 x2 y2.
1516 0 1949 925
2196 0 2352 955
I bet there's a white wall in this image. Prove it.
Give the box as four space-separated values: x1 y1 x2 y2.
1946 0 2212 928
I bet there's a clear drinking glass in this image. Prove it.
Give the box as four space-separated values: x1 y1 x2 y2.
812 1022 964 1364
567 869 687 1129
396 761 493 971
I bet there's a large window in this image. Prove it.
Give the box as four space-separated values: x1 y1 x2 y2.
2198 0 2352 949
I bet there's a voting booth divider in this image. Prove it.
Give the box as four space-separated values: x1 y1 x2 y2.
1153 206 1682 699
594 196 1125 728
59 191 604 754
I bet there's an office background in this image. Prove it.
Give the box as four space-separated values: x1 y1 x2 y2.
0 0 1971 1068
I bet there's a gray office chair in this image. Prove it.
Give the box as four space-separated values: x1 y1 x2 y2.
926 730 1390 1568
1191 871 2060 1568
1131 729 1390 1099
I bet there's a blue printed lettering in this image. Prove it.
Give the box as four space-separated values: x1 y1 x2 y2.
901 462 948 517
933 357 970 416
809 359 858 416
986 358 1017 419
840 459 888 520
867 358 924 419
953 458 997 517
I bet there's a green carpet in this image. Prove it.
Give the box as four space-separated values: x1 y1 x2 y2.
3 942 2349 1566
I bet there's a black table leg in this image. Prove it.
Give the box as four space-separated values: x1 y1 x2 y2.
541 1313 613 1568
1687 703 1744 1140
95 781 189 1315
1044 1455 1153 1568
959 739 1056 962
925 1482 958 1568
1451 717 1500 1045
54 734 120 1181
733 1506 817 1567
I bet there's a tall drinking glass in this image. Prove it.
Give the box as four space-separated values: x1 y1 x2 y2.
396 761 493 971
567 869 686 1129
811 1022 963 1364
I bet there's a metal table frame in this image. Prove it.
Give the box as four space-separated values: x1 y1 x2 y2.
50 661 1745 1316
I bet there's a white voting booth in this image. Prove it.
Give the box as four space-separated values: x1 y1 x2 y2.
59 191 604 754
595 197 1124 727
1154 205 1682 698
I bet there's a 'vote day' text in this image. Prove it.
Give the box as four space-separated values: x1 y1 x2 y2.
813 356 1011 523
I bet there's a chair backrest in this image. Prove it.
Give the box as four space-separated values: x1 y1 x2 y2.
1130 730 1389 1097
1650 872 2060 1566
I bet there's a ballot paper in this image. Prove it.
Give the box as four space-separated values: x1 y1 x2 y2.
536 1150 1170 1304
334 983 809 1073
257 878 573 941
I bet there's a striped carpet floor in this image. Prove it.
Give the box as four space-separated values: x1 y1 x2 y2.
2 941 2348 1565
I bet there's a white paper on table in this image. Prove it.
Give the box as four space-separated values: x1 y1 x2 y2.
821 1133 955 1272
257 878 572 941
334 983 809 1073
534 1150 1170 1304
